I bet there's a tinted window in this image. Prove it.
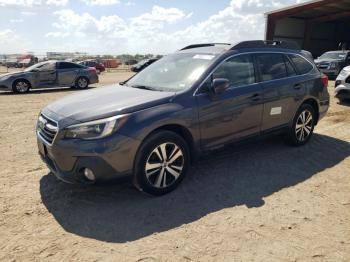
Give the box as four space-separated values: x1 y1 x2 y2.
58 62 82 69
284 56 297 76
289 55 313 75
212 54 255 88
256 53 287 81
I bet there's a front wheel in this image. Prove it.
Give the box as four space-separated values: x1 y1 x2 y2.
133 131 190 196
286 104 315 146
12 79 31 93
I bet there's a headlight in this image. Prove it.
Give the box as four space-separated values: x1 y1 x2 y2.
64 115 125 140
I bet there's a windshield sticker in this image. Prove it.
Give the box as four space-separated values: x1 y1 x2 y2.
193 54 215 60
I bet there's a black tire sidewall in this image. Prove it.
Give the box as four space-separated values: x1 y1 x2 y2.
134 131 190 196
288 104 316 146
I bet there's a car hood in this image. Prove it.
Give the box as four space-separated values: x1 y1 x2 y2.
0 71 27 79
43 84 176 126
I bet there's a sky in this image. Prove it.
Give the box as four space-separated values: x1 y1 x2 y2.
0 0 307 55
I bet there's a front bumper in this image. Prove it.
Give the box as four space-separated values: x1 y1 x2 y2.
318 68 339 77
335 84 350 100
37 132 141 184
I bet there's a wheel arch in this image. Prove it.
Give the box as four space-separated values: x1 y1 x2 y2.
138 124 197 164
302 98 320 125
12 78 32 89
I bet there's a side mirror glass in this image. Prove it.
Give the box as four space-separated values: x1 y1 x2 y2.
211 78 230 95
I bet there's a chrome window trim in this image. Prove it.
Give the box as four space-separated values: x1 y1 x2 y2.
193 51 316 96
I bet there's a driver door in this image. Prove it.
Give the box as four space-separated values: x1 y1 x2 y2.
37 62 57 87
195 54 263 150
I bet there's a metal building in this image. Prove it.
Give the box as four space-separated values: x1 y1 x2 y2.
265 0 350 57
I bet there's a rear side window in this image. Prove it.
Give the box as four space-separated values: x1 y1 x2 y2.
284 56 297 76
212 54 255 88
58 62 82 69
256 53 287 81
289 55 313 75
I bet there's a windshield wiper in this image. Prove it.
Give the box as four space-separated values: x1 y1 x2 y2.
130 85 155 91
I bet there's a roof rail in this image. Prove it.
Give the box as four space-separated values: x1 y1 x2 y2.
231 40 300 50
180 43 232 51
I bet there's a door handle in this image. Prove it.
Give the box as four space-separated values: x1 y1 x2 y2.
250 93 261 102
294 84 302 90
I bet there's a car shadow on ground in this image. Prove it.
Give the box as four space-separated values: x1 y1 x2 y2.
39 133 350 243
0 86 97 95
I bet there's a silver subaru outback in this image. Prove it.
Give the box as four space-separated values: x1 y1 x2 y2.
0 60 98 93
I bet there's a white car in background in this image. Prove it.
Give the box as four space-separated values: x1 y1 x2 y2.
335 66 350 102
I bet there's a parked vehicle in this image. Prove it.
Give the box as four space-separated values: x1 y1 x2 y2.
125 59 138 66
131 58 158 72
0 61 98 93
314 50 350 78
79 60 105 74
37 41 329 195
335 66 350 101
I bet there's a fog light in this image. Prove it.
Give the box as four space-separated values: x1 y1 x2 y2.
83 168 95 181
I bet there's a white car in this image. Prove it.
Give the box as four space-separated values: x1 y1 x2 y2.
335 66 350 101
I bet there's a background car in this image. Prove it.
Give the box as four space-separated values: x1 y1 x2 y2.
131 58 158 72
78 60 105 74
335 66 350 102
314 50 350 78
0 61 98 93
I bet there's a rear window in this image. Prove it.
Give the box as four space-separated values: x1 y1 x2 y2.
289 55 314 75
256 53 287 81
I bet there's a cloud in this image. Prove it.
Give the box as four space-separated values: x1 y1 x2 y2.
10 18 24 22
0 0 68 6
0 29 31 53
80 0 119 6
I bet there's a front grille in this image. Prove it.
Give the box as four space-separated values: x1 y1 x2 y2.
37 114 58 145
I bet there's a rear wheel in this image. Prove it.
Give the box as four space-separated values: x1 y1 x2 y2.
133 131 190 196
75 77 89 89
12 79 31 93
286 104 315 146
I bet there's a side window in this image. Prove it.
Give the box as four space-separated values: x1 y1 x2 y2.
284 55 297 77
289 54 313 75
39 62 55 71
256 53 287 81
212 54 255 88
58 62 81 69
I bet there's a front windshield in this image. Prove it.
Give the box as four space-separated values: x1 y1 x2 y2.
24 62 49 71
126 53 217 92
319 52 346 60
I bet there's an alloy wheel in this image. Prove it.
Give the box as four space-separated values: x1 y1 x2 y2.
16 81 29 92
78 78 88 88
295 109 313 142
145 142 184 188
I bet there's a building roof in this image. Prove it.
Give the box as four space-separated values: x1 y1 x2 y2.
265 0 350 22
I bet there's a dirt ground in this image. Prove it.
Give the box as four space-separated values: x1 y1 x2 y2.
0 72 349 261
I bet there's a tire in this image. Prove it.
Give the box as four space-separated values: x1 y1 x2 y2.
133 131 190 196
285 104 316 146
12 79 31 93
75 77 89 89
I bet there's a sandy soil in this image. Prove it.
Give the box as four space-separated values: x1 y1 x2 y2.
0 73 349 261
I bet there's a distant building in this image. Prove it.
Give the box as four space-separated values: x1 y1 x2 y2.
46 52 88 60
265 0 350 57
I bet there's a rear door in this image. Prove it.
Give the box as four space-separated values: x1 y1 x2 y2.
196 54 264 150
57 62 80 86
255 53 306 131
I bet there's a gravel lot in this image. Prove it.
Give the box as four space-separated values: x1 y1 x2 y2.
0 72 349 261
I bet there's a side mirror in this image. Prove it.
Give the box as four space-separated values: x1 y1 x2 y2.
211 78 230 95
